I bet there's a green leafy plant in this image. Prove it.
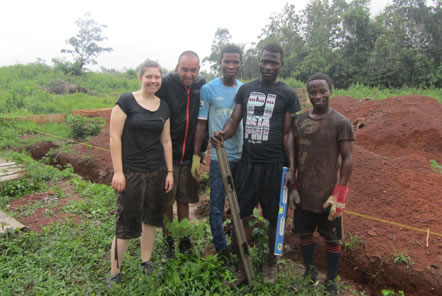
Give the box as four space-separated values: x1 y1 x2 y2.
393 250 413 267
342 232 360 250
164 217 205 241
0 178 43 200
382 289 405 296
67 115 105 139
430 160 442 173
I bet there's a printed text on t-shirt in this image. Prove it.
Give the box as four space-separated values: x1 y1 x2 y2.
245 92 276 142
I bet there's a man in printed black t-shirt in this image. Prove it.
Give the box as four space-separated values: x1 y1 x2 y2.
212 43 301 285
156 51 206 256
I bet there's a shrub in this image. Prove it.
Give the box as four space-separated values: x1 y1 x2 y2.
67 115 105 140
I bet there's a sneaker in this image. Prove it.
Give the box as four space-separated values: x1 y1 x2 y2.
324 279 338 296
106 273 121 288
141 261 153 275
178 236 193 254
262 254 277 284
303 265 318 286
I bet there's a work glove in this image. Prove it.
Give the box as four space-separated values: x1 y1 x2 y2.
323 184 349 221
289 184 300 210
191 154 201 181
199 151 207 165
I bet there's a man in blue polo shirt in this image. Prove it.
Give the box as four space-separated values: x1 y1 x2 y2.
192 44 243 260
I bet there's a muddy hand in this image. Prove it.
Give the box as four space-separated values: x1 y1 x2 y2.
210 131 225 148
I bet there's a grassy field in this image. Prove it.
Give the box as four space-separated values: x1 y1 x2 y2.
0 63 138 116
1 63 440 118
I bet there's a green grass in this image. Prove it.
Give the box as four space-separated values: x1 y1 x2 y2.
430 160 442 173
393 250 414 267
0 119 72 150
342 233 360 251
333 83 442 103
0 63 138 116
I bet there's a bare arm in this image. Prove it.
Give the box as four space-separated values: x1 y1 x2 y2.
161 118 174 193
211 103 243 146
109 105 127 192
193 119 208 155
338 140 354 185
283 112 295 188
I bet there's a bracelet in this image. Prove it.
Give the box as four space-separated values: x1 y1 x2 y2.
167 170 174 173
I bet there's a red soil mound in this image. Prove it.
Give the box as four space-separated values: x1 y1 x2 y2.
328 95 441 295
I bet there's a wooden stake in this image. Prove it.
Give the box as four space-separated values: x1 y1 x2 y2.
426 228 430 247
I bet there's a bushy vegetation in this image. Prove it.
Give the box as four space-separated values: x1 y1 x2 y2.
67 115 105 140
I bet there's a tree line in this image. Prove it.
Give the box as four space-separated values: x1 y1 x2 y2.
204 0 441 89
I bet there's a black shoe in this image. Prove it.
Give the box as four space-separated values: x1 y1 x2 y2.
324 279 338 296
106 273 121 288
262 253 277 283
141 261 154 275
178 237 193 254
163 236 175 261
217 248 232 265
303 265 318 286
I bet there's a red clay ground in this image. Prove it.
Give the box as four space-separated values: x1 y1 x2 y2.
23 95 442 295
7 181 83 233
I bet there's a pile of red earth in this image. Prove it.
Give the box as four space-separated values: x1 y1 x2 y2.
26 95 441 295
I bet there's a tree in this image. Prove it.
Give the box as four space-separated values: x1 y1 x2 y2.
366 0 440 87
335 0 382 87
256 3 305 79
240 47 260 81
203 28 232 75
295 0 350 84
61 13 112 75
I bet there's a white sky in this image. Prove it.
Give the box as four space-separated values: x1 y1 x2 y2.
0 0 392 72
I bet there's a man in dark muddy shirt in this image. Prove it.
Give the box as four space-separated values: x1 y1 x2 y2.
291 72 354 296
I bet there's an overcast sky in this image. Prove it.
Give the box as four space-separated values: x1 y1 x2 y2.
1 0 392 72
